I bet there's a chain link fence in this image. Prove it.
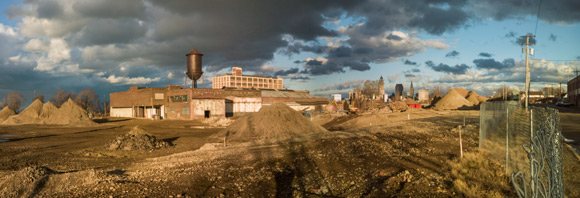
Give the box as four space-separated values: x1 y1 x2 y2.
479 101 564 198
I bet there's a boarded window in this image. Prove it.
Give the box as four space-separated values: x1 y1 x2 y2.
154 93 164 100
182 107 190 115
171 95 189 102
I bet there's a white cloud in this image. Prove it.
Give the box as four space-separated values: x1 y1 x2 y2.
22 38 49 52
167 72 174 78
103 75 161 85
34 38 72 71
305 56 329 65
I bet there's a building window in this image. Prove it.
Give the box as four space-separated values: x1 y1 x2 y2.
155 93 164 100
182 107 190 115
171 95 189 102
171 107 175 114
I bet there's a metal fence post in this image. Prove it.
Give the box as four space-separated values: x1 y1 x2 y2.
506 107 509 174
530 109 534 197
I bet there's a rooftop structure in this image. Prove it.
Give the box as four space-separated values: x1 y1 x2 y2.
212 67 283 89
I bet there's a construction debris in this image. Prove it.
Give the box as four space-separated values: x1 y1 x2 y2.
106 126 171 150
388 101 408 112
212 102 327 142
0 166 53 198
433 89 473 110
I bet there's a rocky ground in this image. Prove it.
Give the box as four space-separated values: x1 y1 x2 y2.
0 110 578 197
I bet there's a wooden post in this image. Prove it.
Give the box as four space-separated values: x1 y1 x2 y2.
459 126 463 158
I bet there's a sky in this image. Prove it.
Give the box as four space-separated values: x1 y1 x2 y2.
1 0 579 106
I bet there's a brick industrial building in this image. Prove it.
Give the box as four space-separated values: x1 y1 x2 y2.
109 50 326 120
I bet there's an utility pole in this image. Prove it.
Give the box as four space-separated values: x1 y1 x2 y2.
521 35 535 110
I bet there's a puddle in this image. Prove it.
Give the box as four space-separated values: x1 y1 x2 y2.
186 126 206 129
0 139 8 143
1 134 16 137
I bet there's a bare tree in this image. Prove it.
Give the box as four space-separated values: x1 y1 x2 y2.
361 80 379 98
33 94 45 102
2 92 25 113
51 89 73 107
75 88 100 114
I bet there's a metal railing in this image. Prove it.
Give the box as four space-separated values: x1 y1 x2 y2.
479 101 564 198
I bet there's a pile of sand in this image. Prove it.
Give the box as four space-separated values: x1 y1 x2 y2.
452 88 470 98
388 101 409 112
433 89 474 110
40 101 57 119
0 107 16 121
212 102 327 142
106 126 170 150
404 98 419 105
43 98 96 126
202 117 234 127
2 99 96 126
0 166 53 198
2 99 45 124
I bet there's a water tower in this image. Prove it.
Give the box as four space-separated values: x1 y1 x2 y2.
185 49 203 88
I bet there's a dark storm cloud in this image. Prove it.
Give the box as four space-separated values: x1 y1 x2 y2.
305 60 323 66
386 33 403 41
445 50 460 58
478 52 493 57
36 0 64 19
411 68 421 73
405 73 416 77
468 0 580 24
473 58 515 70
71 19 147 46
548 34 557 42
290 76 310 81
328 46 352 58
425 60 469 74
513 33 537 45
293 60 304 64
72 0 146 19
273 68 300 77
408 7 469 35
403 59 418 66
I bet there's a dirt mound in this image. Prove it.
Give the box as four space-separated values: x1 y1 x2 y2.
106 126 171 150
452 88 470 98
433 89 474 110
0 166 53 198
2 99 44 124
0 107 16 121
202 117 234 127
404 98 419 105
212 102 327 142
43 98 96 126
388 101 408 112
465 91 481 105
40 101 57 119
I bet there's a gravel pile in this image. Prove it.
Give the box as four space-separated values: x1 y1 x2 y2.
106 126 171 151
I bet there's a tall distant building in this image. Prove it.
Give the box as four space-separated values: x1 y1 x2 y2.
409 81 414 100
395 84 403 100
378 76 385 100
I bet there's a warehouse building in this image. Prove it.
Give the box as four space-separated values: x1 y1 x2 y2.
212 67 283 89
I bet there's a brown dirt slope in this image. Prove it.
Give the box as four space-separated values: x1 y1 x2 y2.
2 99 44 124
43 98 96 126
466 91 481 105
212 102 327 142
452 88 470 98
433 89 473 110
0 107 16 121
389 101 409 111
